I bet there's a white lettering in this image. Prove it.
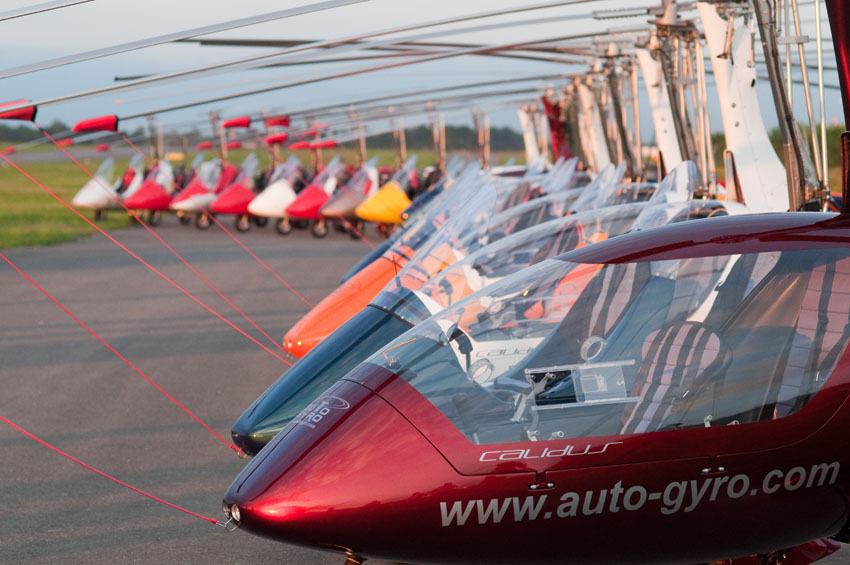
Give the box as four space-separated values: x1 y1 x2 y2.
684 479 712 513
709 476 729 501
476 498 513 524
440 500 477 527
785 467 806 491
660 481 687 514
556 492 580 518
762 470 783 494
726 474 749 499
581 489 607 515
513 495 547 521
623 486 647 511
608 481 624 513
806 463 840 488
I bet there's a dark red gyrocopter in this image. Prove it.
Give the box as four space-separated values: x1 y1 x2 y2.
221 2 850 563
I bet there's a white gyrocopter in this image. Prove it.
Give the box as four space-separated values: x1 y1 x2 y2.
70 154 145 221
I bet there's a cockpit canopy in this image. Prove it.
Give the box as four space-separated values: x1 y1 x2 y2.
366 216 850 446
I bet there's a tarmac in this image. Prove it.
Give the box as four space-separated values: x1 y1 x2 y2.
0 217 846 564
0 218 390 564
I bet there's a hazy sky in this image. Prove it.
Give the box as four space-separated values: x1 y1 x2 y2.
0 0 841 142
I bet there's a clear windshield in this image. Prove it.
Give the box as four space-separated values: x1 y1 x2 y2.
373 203 647 325
539 157 578 194
569 162 627 211
189 153 205 171
235 153 259 184
400 162 480 228
198 158 222 189
413 203 645 312
146 159 173 186
444 156 467 177
313 155 343 186
93 157 115 181
128 153 143 172
390 155 419 189
386 169 490 264
368 246 850 444
342 156 379 194
267 155 302 185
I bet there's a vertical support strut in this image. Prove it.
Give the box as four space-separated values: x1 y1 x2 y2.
146 115 159 161
842 133 850 213
604 49 639 180
752 0 821 210
655 2 701 170
825 0 850 212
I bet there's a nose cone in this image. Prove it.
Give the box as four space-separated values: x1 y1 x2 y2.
285 185 328 220
210 181 253 214
355 181 411 224
321 190 364 222
224 377 464 561
234 305 413 456
283 256 402 357
124 180 172 210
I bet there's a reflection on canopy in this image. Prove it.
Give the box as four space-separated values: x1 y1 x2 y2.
368 246 850 445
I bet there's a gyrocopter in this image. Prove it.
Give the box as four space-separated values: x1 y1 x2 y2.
221 1 850 564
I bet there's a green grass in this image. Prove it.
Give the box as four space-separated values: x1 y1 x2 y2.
0 158 133 249
284 147 526 168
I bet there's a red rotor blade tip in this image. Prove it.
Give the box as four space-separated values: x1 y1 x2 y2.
222 116 251 129
265 133 289 146
72 115 119 133
265 116 290 127
0 100 37 122
310 139 337 149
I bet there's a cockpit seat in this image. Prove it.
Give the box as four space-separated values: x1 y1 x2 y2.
621 321 729 435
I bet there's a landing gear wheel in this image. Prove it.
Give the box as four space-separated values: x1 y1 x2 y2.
349 221 364 239
147 210 161 226
275 217 292 235
235 214 252 232
254 216 269 228
178 211 191 225
195 212 212 230
94 209 106 222
293 219 309 230
311 220 328 238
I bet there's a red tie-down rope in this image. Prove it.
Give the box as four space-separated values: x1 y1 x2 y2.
119 133 153 164
0 152 291 367
197 209 314 308
114 127 315 308
0 251 243 456
38 125 293 352
0 412 222 525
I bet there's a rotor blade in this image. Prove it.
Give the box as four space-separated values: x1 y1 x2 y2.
118 25 644 121
0 0 608 114
0 0 93 22
113 48 585 83
283 73 576 120
0 0 368 80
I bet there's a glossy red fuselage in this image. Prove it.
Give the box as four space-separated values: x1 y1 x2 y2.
225 214 850 563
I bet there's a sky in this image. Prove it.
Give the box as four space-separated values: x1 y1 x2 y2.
0 0 842 145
